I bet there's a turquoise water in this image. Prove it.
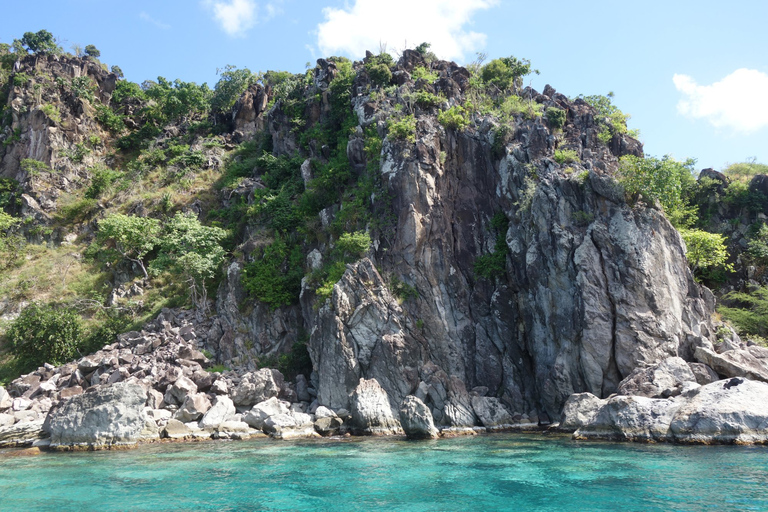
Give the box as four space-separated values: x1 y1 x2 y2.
1 434 767 511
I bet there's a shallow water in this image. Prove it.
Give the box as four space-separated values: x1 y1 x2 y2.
1 433 766 511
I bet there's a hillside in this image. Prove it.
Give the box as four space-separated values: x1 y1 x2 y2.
1 33 768 445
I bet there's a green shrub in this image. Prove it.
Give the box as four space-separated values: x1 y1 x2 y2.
388 114 416 142
211 65 257 113
480 56 537 91
71 76 96 101
500 95 543 120
85 165 123 199
438 105 470 130
554 149 579 164
679 228 732 275
95 105 126 133
411 66 439 83
12 73 30 87
6 303 84 370
390 276 418 302
546 108 566 129
40 103 61 124
277 339 313 380
722 160 768 183
242 237 304 309
719 287 768 337
723 181 767 213
20 158 50 176
571 210 594 226
475 212 509 279
335 230 371 258
414 90 443 108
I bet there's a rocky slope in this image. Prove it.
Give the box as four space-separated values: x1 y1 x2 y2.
1 47 767 448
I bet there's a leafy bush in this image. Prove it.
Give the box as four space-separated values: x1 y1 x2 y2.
719 287 768 337
679 228 732 275
413 91 443 108
500 95 543 120
437 105 469 130
388 114 416 142
554 149 579 164
242 237 304 308
722 159 768 183
481 56 537 91
211 65 257 113
546 107 566 129
617 155 697 228
20 158 50 176
71 76 96 101
12 73 30 87
40 103 61 124
85 165 123 199
97 213 161 278
335 231 371 258
95 105 126 133
475 212 509 279
411 66 439 83
723 181 766 213
6 303 83 370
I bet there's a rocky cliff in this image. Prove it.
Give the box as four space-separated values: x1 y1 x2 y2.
0 46 729 443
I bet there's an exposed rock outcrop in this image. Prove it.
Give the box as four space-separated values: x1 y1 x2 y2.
350 378 403 435
399 395 439 439
43 382 152 449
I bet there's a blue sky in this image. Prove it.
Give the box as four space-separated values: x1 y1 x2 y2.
2 0 767 170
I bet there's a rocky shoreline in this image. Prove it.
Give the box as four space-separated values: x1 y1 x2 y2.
2 308 768 452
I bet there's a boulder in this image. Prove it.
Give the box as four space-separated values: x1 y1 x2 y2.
200 396 236 428
314 416 344 436
0 413 15 427
350 378 403 435
688 362 720 385
399 395 439 439
559 392 606 432
295 374 312 402
314 406 337 419
0 420 46 448
163 418 194 440
44 382 151 449
669 378 768 444
231 369 284 407
695 346 768 383
0 385 12 411
174 393 212 423
59 386 84 399
617 357 697 398
573 395 681 442
263 412 317 439
165 375 198 405
242 397 291 429
470 396 514 430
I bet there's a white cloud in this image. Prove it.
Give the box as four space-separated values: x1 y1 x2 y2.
139 11 171 30
316 0 498 62
202 0 258 37
673 69 768 133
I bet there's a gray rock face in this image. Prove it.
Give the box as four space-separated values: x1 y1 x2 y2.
0 386 11 411
559 392 606 431
617 357 697 398
669 378 768 444
471 396 514 429
350 378 403 435
44 382 152 449
399 395 439 439
231 369 284 407
0 420 46 448
695 346 768 383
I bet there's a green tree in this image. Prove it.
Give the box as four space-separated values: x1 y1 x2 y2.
84 44 100 58
150 212 227 309
481 55 538 92
6 303 83 370
110 65 124 79
211 65 257 112
679 228 732 274
18 30 61 55
96 213 161 278
617 155 697 228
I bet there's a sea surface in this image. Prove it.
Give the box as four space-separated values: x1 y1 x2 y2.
1 433 766 511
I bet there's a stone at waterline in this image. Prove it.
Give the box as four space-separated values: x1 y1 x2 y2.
231 369 284 407
263 412 317 439
399 395 439 439
617 357 697 398
242 397 291 430
44 382 154 449
350 378 403 436
558 392 606 432
314 416 343 436
0 421 47 448
471 396 514 429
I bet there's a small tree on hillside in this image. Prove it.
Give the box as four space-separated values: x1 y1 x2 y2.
18 30 62 55
84 45 100 58
96 213 161 279
149 212 227 310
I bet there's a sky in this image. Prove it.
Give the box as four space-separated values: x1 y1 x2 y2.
2 0 766 170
